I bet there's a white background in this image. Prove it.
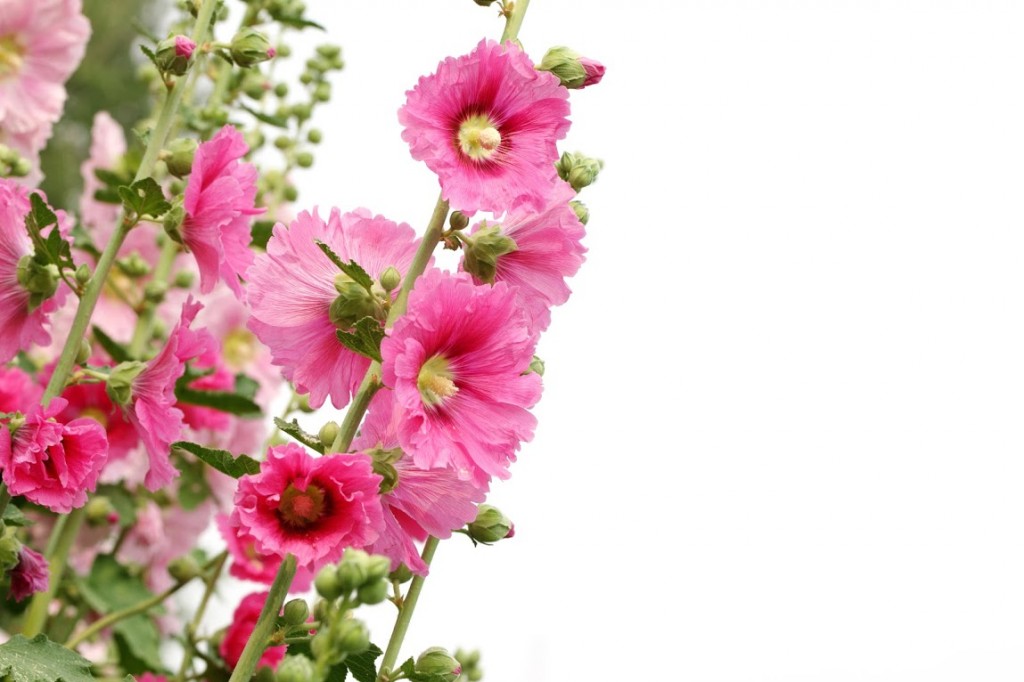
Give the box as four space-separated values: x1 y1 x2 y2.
213 2 1024 680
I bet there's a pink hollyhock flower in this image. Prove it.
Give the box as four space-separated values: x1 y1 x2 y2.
381 269 542 486
119 498 215 591
0 398 108 513
8 545 48 602
0 0 90 147
216 514 313 592
220 592 286 671
354 391 485 575
0 365 41 413
399 39 570 214
0 178 69 363
181 125 261 297
229 443 383 573
55 369 138 465
178 344 234 432
79 112 125 236
462 180 586 332
119 297 211 490
247 207 420 409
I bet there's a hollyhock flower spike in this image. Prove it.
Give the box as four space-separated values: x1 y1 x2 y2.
381 269 542 487
461 179 586 332
181 124 262 297
8 545 49 602
399 39 570 214
247 207 421 409
228 443 384 573
0 398 109 513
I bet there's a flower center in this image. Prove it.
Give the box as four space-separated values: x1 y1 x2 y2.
277 482 328 530
79 407 108 428
417 355 458 407
0 35 24 80
457 114 502 161
223 328 258 369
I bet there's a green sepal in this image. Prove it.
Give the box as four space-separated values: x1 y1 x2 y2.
399 656 459 682
335 316 385 363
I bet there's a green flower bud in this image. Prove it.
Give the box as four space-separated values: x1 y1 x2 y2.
274 135 293 150
473 0 498 5
379 266 401 293
277 655 316 682
144 280 168 304
416 647 462 682
314 565 343 600
283 185 299 202
283 598 310 626
307 129 323 144
460 223 517 285
318 421 340 449
329 276 383 330
164 137 197 178
555 151 603 192
528 355 545 376
164 205 185 244
274 82 289 98
570 200 589 225
292 103 312 121
173 270 195 288
448 211 470 232
105 361 146 405
230 28 276 68
84 496 116 525
537 46 606 90
117 253 152 278
154 35 196 77
16 255 60 307
316 45 341 59
314 82 331 102
75 338 92 366
243 75 269 100
299 72 314 85
337 553 368 593
467 504 514 544
364 555 391 582
74 263 91 286
167 554 202 582
310 631 331 660
332 619 370 655
356 578 388 605
455 649 483 681
0 535 21 573
389 563 413 585
296 394 314 413
11 157 30 177
253 666 276 682
296 151 314 168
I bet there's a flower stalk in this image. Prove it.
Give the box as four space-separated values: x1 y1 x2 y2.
376 536 440 682
227 553 297 682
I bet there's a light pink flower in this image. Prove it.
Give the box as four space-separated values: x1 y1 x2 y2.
354 391 485 575
247 207 420 409
462 180 586 332
381 269 542 486
229 443 383 573
79 112 125 236
8 545 48 602
0 178 68 362
399 39 570 214
182 125 261 297
0 365 41 413
0 0 90 141
0 398 108 513
119 498 215 591
220 592 286 671
216 514 313 592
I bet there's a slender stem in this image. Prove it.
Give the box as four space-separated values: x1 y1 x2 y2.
176 551 229 682
329 367 381 453
21 507 85 636
389 195 448 324
66 572 191 649
376 537 440 681
500 0 531 42
228 554 297 682
128 238 180 356
0 483 10 521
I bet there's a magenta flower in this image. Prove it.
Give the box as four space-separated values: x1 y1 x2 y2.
579 56 606 88
220 592 286 671
462 180 586 332
228 443 383 573
0 398 108 513
0 178 68 362
381 269 542 486
174 35 195 59
247 207 420 409
399 39 570 214
8 545 48 602
216 514 313 592
181 125 261 297
0 365 42 413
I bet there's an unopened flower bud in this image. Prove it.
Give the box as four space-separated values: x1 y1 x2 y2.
307 129 323 144
164 137 197 178
537 46 605 90
75 338 92 366
570 200 589 225
389 564 413 584
86 493 116 524
277 655 316 682
11 157 30 177
314 565 343 600
16 255 59 306
106 361 146 405
230 28 276 68
296 151 314 168
167 554 202 582
379 266 401 293
253 667 276 682
365 555 391 581
473 0 498 5
173 270 195 288
467 504 513 544
163 205 185 244
337 554 368 592
318 421 340 449
528 356 545 376
296 394 314 413
461 223 517 285
555 151 603 192
74 263 91 286
144 280 168 304
416 647 462 682
455 649 483 682
0 535 22 573
356 578 388 605
283 598 310 626
448 211 470 232
333 619 370 655
155 35 196 77
330 276 383 330
117 253 152 278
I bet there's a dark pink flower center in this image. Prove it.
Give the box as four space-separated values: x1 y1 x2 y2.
277 483 329 530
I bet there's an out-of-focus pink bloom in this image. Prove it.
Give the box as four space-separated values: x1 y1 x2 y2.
229 443 383 573
247 207 420 409
134 674 168 682
399 39 570 214
119 498 216 591
381 269 541 487
0 365 41 413
181 125 261 297
8 545 48 602
0 178 69 362
174 35 195 59
79 112 125 237
462 180 586 332
179 345 234 432
220 592 286 671
216 514 313 592
0 398 108 513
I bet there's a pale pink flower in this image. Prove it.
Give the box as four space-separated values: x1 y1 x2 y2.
0 178 68 362
399 39 570 214
247 207 420 409
381 269 542 486
216 514 313 592
182 125 261 297
79 112 125 236
8 545 48 602
119 498 215 591
0 398 108 513
462 180 586 332
220 592 286 671
229 443 383 573
0 365 41 413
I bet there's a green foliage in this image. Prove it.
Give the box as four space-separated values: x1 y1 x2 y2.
335 316 386 363
315 241 374 291
273 417 325 454
92 326 132 362
250 219 276 249
2 504 30 528
172 441 262 479
176 457 213 510
399 657 457 682
322 643 383 682
95 484 138 526
175 366 262 418
25 194 75 278
0 635 97 682
118 177 171 222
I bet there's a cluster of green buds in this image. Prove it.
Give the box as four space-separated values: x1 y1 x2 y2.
465 504 514 545
16 255 60 311
454 649 483 682
0 144 31 178
555 151 603 193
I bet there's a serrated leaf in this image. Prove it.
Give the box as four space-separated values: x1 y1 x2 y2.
176 457 212 510
3 504 29 527
315 241 374 291
335 316 385 363
343 644 383 682
241 104 290 128
139 43 158 68
118 177 171 220
80 555 154 615
175 385 262 417
113 618 164 676
235 373 259 400
172 441 261 478
273 418 324 454
92 326 131 363
0 634 97 682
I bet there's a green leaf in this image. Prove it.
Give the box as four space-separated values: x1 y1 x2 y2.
241 104 290 129
235 373 259 400
335 316 385 363
93 168 128 186
343 644 383 682
172 441 261 479
80 555 153 615
0 634 97 682
273 418 325 454
251 219 275 249
3 504 29 527
96 484 137 526
118 177 171 220
315 241 374 291
176 457 212 510
113 618 164 676
175 384 262 418
92 326 131 363
272 14 326 30
139 43 158 69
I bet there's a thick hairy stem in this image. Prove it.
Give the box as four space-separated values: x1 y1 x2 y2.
227 554 297 682
376 537 440 681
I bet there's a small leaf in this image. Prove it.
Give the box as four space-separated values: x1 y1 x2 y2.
315 241 374 291
272 14 326 30
335 316 385 363
172 441 261 478
0 634 97 682
175 385 262 418
343 644 383 682
3 504 29 527
139 43 158 68
235 373 259 400
93 168 127 186
80 555 154 615
119 177 171 220
241 104 290 129
273 418 324 454
92 326 131 363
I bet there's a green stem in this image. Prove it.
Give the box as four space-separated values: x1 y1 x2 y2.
500 0 531 42
128 237 180 357
389 195 449 323
329 367 381 453
0 482 10 521
175 551 229 682
376 537 440 682
228 554 297 682
20 507 85 637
